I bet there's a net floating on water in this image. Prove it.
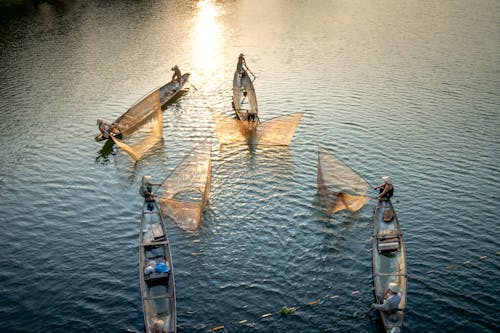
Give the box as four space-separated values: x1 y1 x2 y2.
157 137 213 231
212 111 302 146
317 146 371 216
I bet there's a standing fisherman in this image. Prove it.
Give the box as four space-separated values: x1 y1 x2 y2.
171 65 182 83
236 53 247 80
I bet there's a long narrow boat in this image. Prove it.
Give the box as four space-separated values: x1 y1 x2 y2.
371 199 407 333
95 73 190 142
232 69 258 126
139 192 176 333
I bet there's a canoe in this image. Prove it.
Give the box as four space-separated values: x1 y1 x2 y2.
95 73 190 142
139 197 176 333
371 199 407 333
232 69 258 126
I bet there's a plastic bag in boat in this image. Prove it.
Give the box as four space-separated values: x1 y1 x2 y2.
155 262 170 273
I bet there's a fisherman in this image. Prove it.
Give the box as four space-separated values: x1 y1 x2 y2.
150 319 167 333
371 282 402 321
236 53 247 80
374 176 394 201
247 111 257 122
97 119 111 139
171 65 182 83
140 176 157 211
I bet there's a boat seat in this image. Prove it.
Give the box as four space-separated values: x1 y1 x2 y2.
145 271 170 285
378 238 400 252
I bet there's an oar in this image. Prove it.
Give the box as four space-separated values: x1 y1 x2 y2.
245 65 256 81
188 81 198 91
361 305 375 318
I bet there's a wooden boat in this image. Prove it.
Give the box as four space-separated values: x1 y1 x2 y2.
95 73 190 142
371 199 407 333
232 69 258 127
139 194 176 333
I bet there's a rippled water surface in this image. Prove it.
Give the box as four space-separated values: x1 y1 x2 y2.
0 1 498 332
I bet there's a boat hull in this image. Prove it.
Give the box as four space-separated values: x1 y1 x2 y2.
371 200 407 333
95 73 190 142
139 200 176 333
232 70 258 125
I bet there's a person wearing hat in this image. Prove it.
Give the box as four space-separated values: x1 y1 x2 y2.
236 53 247 79
171 65 182 83
371 282 402 320
374 176 394 201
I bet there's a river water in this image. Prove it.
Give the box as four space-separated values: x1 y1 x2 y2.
0 1 498 332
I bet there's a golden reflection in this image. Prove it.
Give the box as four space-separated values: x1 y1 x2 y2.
190 0 222 75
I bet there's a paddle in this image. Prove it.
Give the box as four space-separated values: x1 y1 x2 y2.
187 81 198 91
245 65 256 81
361 305 375 318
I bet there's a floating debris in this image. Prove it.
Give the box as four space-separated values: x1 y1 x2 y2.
210 326 225 332
308 300 319 305
261 313 272 318
480 256 488 260
329 295 339 299
351 290 360 295
279 306 296 316
463 261 471 265
238 320 248 324
445 265 454 270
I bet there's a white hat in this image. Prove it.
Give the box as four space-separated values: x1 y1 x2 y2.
382 176 393 185
388 282 400 293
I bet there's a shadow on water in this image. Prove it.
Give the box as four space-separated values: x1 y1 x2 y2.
95 138 116 165
162 89 189 111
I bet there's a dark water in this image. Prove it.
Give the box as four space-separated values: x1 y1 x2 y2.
0 1 499 332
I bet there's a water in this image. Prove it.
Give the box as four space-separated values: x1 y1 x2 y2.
0 1 499 332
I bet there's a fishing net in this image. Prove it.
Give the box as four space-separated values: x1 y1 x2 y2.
212 111 253 144
317 146 371 216
112 105 163 161
212 112 302 146
255 113 302 145
158 137 212 231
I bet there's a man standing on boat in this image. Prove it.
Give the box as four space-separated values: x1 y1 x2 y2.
236 53 247 80
374 176 394 201
171 65 182 83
